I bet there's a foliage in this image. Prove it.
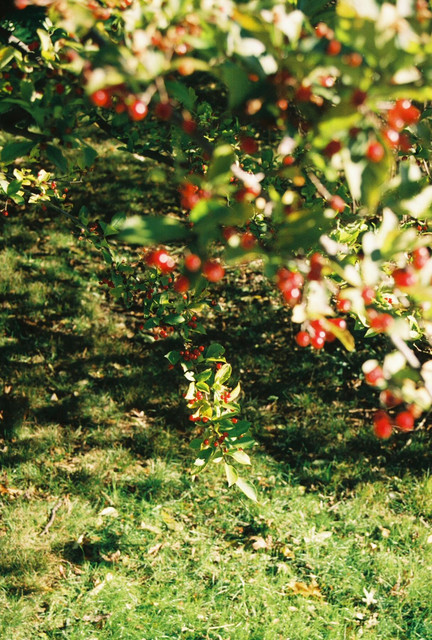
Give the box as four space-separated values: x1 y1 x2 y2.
1 0 432 494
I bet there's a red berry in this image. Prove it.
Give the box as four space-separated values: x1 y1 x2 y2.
336 296 351 313
393 268 416 288
347 52 362 67
174 275 190 293
367 142 385 163
394 99 420 126
128 100 148 121
91 89 111 107
155 101 173 120
329 317 347 331
412 247 430 270
323 140 342 158
311 334 325 349
182 119 197 134
380 389 402 408
327 40 342 56
395 410 414 432
185 253 201 272
240 232 256 250
373 410 392 439
146 249 176 273
295 84 312 102
383 128 400 148
315 22 329 38
365 366 384 386
203 260 225 282
329 195 346 213
296 331 310 347
361 287 375 305
351 89 367 106
283 155 295 165
203 439 210 446
370 313 393 332
55 83 65 95
320 75 335 88
240 136 258 154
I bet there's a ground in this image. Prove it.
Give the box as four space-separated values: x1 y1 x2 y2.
1 145 432 640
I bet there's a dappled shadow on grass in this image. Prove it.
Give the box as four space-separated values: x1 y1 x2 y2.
1 208 432 506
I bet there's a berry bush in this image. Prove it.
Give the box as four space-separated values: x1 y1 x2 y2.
1 0 432 498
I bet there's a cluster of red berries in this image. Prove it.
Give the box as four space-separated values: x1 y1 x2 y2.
180 346 205 361
382 99 420 152
373 408 416 439
180 182 209 210
153 325 175 340
145 250 176 273
296 317 347 350
189 415 209 423
99 277 115 288
188 315 198 329
220 391 231 403
367 309 394 333
213 431 230 448
90 85 149 121
276 268 304 305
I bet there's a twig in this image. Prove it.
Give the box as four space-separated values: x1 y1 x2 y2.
307 171 331 201
39 499 62 536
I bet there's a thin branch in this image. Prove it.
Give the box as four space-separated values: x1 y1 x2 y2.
307 171 331 201
39 499 62 536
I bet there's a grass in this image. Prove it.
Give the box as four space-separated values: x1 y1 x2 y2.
1 145 432 639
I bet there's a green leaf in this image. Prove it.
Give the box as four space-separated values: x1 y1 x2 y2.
189 438 203 450
207 144 236 183
118 216 191 245
224 462 239 487
196 369 212 383
165 351 181 365
229 382 241 402
185 382 196 400
215 363 232 385
82 145 98 168
166 80 197 110
6 180 22 196
318 104 361 141
165 314 185 325
220 62 251 109
231 450 251 465
1 141 35 164
205 343 225 359
110 212 126 228
46 144 68 174
190 198 230 224
0 47 15 69
235 477 257 502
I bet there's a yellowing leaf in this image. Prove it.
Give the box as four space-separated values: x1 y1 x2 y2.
286 578 323 599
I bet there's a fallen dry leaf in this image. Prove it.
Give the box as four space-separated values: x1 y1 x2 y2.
286 578 323 599
0 484 22 497
251 536 268 551
148 543 163 556
99 507 119 518
100 550 121 563
88 573 113 596
140 521 162 534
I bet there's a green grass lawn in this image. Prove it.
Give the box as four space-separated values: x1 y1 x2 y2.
1 149 432 640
